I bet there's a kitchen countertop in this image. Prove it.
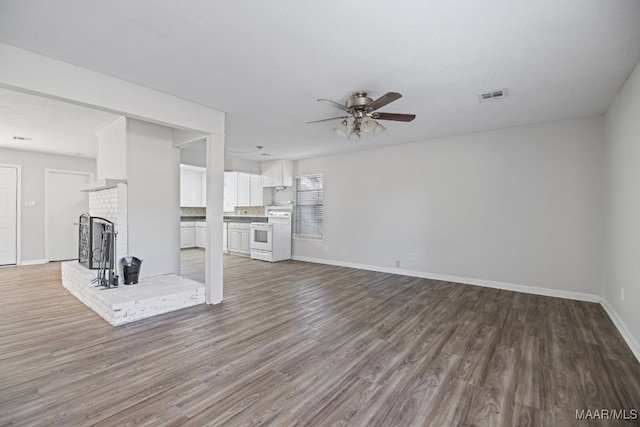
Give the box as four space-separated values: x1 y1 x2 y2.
180 216 206 221
180 216 268 223
224 216 267 223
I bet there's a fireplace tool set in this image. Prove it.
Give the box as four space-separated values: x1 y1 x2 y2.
78 214 119 289
92 223 119 289
79 213 144 287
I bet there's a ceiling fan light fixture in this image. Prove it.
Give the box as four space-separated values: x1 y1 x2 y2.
373 122 386 135
311 90 415 139
361 117 377 133
347 130 361 141
333 119 348 137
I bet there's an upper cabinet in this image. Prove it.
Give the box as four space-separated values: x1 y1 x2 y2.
237 172 251 206
224 171 238 211
261 160 293 187
180 165 206 207
182 166 263 209
250 174 263 206
224 171 263 210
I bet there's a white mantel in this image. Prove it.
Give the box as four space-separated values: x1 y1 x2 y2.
80 178 127 192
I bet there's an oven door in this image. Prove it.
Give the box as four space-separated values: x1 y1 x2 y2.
250 223 272 251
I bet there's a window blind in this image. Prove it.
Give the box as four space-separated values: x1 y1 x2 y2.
294 174 323 238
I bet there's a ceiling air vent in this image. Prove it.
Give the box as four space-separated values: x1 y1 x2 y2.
478 89 508 102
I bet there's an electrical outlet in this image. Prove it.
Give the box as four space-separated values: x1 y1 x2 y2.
395 260 400 267
410 253 416 261
621 288 625 301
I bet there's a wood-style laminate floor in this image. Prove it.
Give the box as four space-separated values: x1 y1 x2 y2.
1 252 639 426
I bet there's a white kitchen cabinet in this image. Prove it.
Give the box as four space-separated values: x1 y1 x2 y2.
223 222 228 252
224 172 263 209
180 165 206 207
261 160 293 187
228 222 250 256
195 222 207 248
250 174 263 206
228 229 238 252
237 172 251 206
224 171 238 212
240 229 250 253
180 221 196 248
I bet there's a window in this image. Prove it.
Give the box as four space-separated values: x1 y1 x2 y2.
294 173 323 238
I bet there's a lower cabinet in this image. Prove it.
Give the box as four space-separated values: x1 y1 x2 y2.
184 220 248 253
228 222 251 256
195 222 207 248
180 222 196 248
223 222 228 252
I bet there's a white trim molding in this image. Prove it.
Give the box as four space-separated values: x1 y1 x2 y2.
20 259 48 266
600 300 640 363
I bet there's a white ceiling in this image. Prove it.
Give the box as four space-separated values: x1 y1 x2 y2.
0 87 121 157
0 0 639 161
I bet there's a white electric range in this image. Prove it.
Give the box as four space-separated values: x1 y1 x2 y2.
250 211 292 262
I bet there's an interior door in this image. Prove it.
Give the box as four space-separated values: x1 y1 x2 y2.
45 170 91 261
0 166 18 265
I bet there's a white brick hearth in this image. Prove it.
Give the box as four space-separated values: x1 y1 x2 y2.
62 261 205 326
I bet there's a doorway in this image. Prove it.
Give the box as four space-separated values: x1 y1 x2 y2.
44 169 93 262
0 166 18 266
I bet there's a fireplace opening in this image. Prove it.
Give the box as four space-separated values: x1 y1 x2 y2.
78 213 115 270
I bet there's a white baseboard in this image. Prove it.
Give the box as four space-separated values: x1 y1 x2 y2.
600 300 640 363
20 259 48 266
292 256 601 302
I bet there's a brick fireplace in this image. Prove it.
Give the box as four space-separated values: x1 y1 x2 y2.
85 179 128 263
61 178 204 326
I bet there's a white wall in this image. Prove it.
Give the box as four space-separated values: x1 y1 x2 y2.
224 157 261 174
0 148 95 263
295 116 605 299
96 117 127 179
603 59 640 356
126 119 180 278
180 148 206 168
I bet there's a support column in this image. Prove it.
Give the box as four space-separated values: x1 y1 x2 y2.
205 132 225 304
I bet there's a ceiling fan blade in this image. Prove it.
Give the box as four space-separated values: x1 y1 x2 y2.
365 92 402 112
306 116 349 124
317 99 349 112
372 112 416 122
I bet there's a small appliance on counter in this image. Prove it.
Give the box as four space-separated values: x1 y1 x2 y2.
250 211 292 262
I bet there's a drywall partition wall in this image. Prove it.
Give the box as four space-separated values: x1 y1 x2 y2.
0 42 225 303
96 117 127 180
294 116 605 299
224 157 262 174
126 119 180 278
603 59 640 358
0 148 95 263
180 148 206 168
0 43 225 133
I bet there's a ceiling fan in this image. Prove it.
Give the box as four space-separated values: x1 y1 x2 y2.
307 91 416 140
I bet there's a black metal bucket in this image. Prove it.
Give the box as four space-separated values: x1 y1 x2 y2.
121 257 142 285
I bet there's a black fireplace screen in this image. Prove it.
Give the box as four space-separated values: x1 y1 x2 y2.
78 213 115 270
